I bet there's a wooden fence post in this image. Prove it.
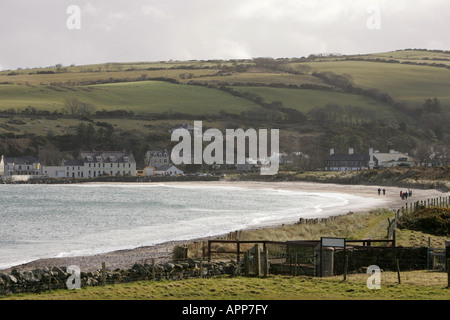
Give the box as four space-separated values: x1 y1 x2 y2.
447 259 450 288
343 255 348 281
207 241 211 262
396 259 401 284
48 266 52 292
294 253 298 277
263 247 269 277
255 244 261 277
102 262 106 286
152 258 156 280
244 252 250 277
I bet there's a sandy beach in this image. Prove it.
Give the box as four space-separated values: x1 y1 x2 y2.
1 180 446 273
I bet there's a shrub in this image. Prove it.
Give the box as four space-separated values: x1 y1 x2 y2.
397 207 450 236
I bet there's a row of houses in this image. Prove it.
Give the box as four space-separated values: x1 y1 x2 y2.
325 148 416 171
0 151 184 181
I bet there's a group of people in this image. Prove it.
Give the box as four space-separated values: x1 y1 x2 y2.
377 188 386 195
400 189 412 200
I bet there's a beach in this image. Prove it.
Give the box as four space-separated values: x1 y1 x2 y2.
1 180 445 273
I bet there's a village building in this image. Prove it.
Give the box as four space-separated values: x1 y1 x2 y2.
144 150 170 168
325 148 416 171
136 166 155 177
373 150 416 168
325 148 372 171
155 165 184 176
0 156 41 177
80 151 137 178
41 151 137 178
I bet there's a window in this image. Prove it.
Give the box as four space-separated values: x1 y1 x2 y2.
124 157 128 162
110 156 116 162
96 156 102 162
87 156 93 161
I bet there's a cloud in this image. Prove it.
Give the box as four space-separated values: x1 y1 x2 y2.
0 0 449 70
141 5 172 19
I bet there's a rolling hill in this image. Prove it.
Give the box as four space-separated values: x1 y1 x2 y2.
0 49 449 168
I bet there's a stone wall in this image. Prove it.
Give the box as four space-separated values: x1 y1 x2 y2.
334 247 429 274
0 260 237 296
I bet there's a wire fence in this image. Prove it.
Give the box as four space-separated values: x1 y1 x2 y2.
1 240 449 296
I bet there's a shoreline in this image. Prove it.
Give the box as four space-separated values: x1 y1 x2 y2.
1 180 446 273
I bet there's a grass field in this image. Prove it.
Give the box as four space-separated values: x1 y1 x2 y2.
2 272 448 300
1 49 449 116
0 81 260 114
188 72 330 87
294 60 450 108
233 86 397 116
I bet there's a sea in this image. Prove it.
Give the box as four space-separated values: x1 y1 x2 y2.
0 183 375 269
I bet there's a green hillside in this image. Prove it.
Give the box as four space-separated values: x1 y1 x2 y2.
0 49 449 168
301 60 450 108
0 81 260 115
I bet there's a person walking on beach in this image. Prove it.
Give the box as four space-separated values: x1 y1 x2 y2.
405 192 408 200
400 191 403 198
383 189 386 195
378 188 381 195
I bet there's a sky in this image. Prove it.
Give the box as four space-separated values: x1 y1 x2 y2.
0 0 449 70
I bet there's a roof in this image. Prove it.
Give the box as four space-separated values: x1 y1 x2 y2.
63 159 85 166
156 165 181 171
79 151 135 163
373 153 415 163
155 165 172 171
147 150 168 156
2 157 40 165
326 153 370 161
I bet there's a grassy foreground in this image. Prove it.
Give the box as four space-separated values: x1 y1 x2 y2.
2 272 448 300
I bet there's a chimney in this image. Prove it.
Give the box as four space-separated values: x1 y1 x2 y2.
330 148 334 155
349 148 354 155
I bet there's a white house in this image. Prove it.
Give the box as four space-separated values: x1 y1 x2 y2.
0 156 41 177
144 150 170 168
326 148 416 171
155 165 184 176
80 151 137 178
42 151 137 178
42 159 85 178
372 150 416 168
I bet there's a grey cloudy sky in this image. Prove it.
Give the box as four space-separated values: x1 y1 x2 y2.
0 0 449 70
